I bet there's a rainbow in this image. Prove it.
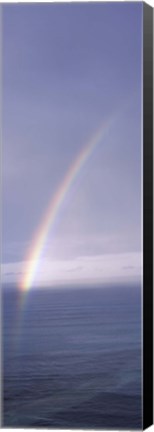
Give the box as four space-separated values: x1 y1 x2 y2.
20 118 112 292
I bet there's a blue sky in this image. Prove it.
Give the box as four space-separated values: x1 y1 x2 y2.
2 3 142 287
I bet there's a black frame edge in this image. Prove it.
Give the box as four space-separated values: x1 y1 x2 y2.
143 2 153 429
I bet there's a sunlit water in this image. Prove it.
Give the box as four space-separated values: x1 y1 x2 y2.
3 285 142 428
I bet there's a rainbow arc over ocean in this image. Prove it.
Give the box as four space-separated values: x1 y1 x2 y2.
20 118 112 292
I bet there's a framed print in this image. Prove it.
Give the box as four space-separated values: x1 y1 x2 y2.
1 2 153 430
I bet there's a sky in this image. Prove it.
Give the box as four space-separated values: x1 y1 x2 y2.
2 3 142 288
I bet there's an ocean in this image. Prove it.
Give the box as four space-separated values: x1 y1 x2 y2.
2 284 142 429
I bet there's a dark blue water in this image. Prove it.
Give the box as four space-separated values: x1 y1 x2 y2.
3 285 142 429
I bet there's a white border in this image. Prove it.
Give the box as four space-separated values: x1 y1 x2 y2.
0 0 153 6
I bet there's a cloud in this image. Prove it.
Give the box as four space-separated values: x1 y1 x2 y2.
122 265 141 271
65 266 83 273
2 251 142 287
4 271 23 276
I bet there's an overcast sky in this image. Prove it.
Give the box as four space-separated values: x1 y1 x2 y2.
2 3 142 287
